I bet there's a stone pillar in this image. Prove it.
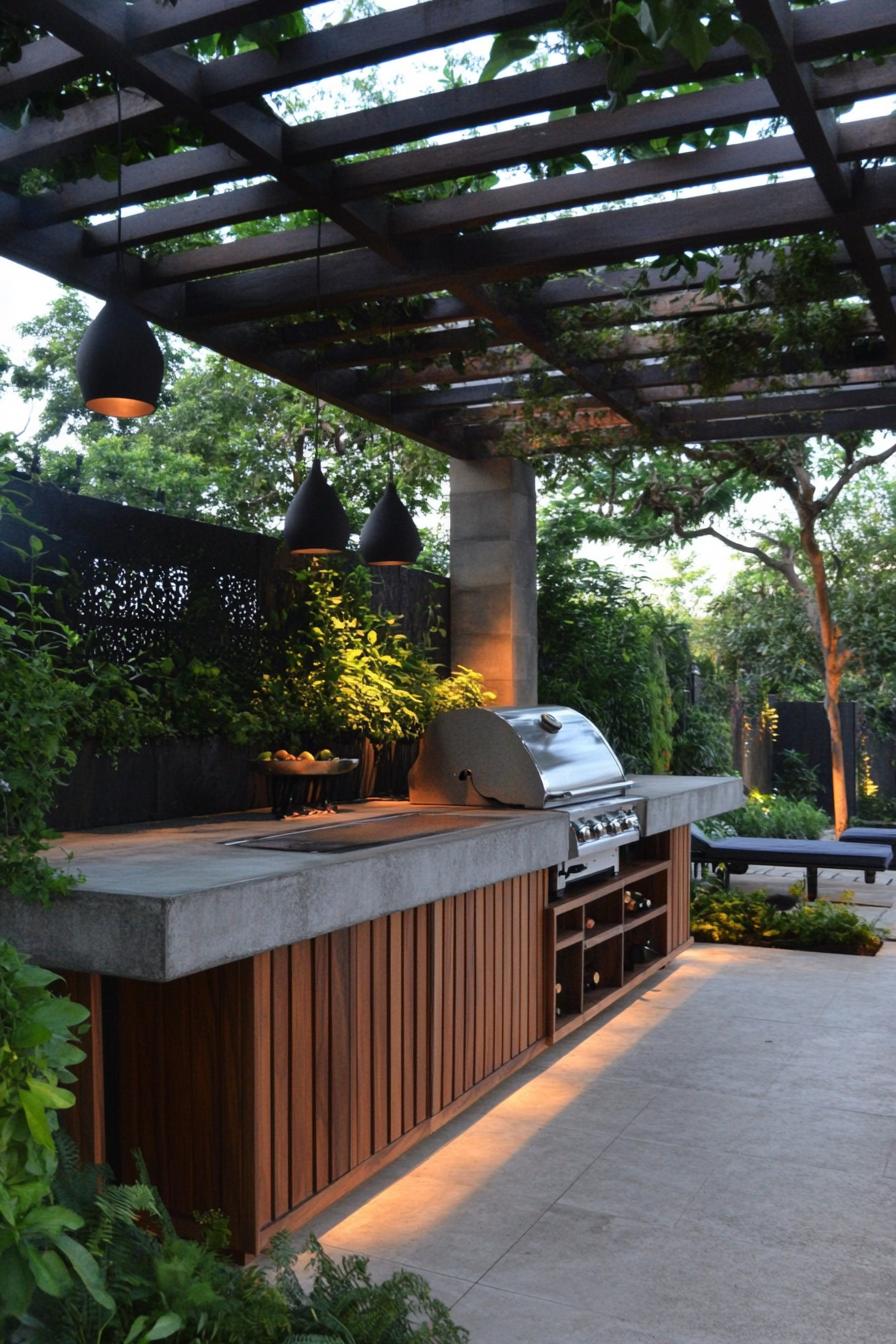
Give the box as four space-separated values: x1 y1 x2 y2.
449 457 537 706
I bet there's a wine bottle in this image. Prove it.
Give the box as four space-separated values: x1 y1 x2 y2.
623 889 637 913
585 915 596 930
555 981 563 1017
587 968 601 988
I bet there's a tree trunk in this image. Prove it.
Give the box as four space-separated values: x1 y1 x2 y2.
799 516 849 834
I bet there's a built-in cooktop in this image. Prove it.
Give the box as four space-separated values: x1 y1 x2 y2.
225 811 502 854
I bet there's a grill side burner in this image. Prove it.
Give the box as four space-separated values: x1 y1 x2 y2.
408 705 642 885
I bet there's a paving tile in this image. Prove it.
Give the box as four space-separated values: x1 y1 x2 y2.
555 1134 718 1228
293 944 896 1343
481 1204 893 1344
308 1171 552 1281
312 1243 474 1308
679 1151 896 1254
449 1284 663 1344
641 1085 896 1177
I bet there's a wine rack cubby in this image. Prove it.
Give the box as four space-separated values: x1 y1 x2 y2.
547 828 690 1042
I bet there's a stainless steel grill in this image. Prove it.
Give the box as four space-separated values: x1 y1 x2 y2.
408 705 642 885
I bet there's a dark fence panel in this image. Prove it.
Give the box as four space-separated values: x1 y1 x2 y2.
3 479 449 828
771 700 857 819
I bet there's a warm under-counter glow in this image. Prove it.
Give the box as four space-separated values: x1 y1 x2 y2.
316 952 725 1251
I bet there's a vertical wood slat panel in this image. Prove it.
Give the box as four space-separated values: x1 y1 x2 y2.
415 904 428 1126
290 941 314 1209
463 890 476 1094
430 900 444 1116
329 929 352 1183
402 910 415 1134
313 938 330 1191
352 920 373 1169
483 887 495 1079
271 946 291 1219
668 824 691 949
441 895 455 1109
453 892 466 1098
388 913 403 1144
371 917 390 1154
502 879 513 1066
98 867 551 1259
510 877 522 1060
58 972 105 1166
474 889 486 1085
253 955 273 1230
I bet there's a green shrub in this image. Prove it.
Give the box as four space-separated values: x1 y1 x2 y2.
670 706 734 776
850 791 896 825
772 748 820 803
0 940 110 1324
4 940 470 1344
691 881 882 955
0 488 84 902
712 789 830 840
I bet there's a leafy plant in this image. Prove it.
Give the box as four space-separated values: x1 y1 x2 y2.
711 789 830 840
269 1232 469 1344
433 664 496 715
670 706 734 776
772 748 820 805
691 880 883 956
0 940 111 1325
850 793 896 825
0 478 84 903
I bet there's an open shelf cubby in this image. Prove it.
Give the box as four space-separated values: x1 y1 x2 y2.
548 844 674 1040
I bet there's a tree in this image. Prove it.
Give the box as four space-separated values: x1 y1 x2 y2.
542 429 896 832
3 291 449 546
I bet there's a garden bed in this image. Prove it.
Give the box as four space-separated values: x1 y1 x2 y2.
691 881 883 956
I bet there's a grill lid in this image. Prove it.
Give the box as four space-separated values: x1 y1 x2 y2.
408 705 629 809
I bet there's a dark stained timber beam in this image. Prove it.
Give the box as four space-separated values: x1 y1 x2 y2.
197 0 566 105
180 170 896 323
0 87 166 173
667 383 896 424
0 1 325 105
738 0 896 361
329 80 779 200
678 404 896 441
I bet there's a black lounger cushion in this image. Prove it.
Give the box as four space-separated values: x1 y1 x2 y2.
690 827 892 872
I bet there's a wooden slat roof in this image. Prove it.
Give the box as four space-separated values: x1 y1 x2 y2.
0 0 894 458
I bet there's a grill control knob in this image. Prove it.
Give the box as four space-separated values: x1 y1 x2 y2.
606 816 621 835
592 816 608 837
573 820 590 841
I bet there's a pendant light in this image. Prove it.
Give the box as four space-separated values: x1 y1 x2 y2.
283 215 350 555
76 79 164 418
359 325 422 567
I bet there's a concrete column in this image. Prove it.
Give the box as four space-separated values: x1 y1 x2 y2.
449 457 537 707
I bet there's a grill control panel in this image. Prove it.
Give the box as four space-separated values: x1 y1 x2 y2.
561 797 643 887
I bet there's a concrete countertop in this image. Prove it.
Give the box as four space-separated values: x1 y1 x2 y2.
0 776 741 983
0 802 568 982
631 774 744 836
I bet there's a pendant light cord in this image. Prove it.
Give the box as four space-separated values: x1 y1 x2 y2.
115 76 123 280
314 211 322 460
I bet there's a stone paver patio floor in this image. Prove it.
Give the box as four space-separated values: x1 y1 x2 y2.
294 941 896 1344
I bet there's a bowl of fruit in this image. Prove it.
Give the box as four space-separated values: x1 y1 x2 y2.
253 749 359 776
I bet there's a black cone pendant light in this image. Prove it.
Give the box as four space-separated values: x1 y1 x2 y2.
283 214 353 555
359 321 422 567
77 293 164 417
76 79 164 418
284 457 351 554
360 475 422 566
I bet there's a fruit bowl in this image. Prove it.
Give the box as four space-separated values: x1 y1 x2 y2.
252 757 359 777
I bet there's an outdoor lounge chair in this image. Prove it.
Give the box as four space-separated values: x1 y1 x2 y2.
840 826 896 859
690 824 892 900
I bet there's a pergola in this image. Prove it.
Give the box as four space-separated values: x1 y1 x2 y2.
0 0 893 462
